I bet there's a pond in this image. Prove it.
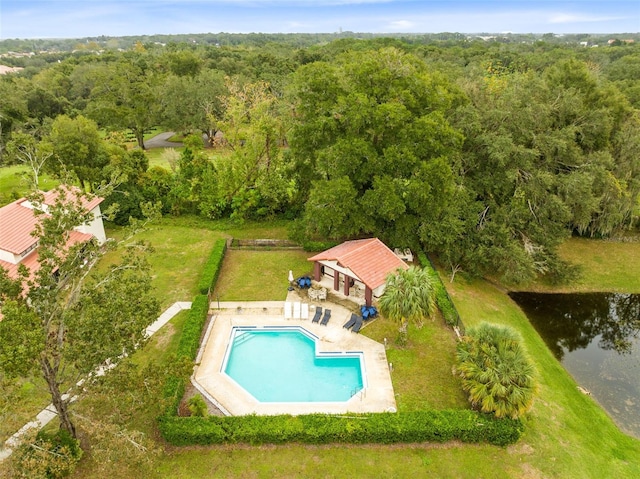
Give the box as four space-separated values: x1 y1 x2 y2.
510 292 640 438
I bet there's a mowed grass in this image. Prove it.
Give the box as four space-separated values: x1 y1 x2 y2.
530 237 640 293
10 216 640 479
364 316 467 411
154 443 520 479
213 249 312 301
0 164 59 206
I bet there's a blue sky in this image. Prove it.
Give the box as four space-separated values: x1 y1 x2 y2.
1 1 638 39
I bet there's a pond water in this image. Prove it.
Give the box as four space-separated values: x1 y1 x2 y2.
510 292 640 438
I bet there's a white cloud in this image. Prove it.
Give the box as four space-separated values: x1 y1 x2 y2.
386 20 415 31
549 13 627 24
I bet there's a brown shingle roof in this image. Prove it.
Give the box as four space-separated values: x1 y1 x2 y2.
308 238 409 290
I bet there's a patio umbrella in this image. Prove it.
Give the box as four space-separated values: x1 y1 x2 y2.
288 270 294 282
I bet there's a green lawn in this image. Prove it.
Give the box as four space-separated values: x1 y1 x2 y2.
546 237 640 293
0 164 59 206
445 273 640 478
213 249 312 301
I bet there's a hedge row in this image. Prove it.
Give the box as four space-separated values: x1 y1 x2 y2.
302 240 340 252
161 240 227 418
197 239 228 295
417 251 459 327
177 294 210 360
161 294 211 416
158 410 523 447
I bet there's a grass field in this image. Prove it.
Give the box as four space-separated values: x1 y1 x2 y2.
532 237 640 293
0 164 59 206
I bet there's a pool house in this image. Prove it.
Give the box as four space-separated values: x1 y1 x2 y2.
307 238 409 307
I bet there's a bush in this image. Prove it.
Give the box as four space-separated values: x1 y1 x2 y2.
10 428 83 479
158 410 523 447
177 294 209 360
455 322 538 419
187 394 208 417
197 239 227 295
417 251 459 327
160 294 209 418
302 240 340 252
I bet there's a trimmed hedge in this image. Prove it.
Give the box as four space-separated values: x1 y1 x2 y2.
197 239 227 295
177 294 209 360
158 410 523 447
161 294 210 416
161 239 225 418
417 251 459 327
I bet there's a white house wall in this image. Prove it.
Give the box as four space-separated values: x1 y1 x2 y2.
75 205 106 245
0 249 19 264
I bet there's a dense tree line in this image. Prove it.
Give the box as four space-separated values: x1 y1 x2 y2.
1 37 639 284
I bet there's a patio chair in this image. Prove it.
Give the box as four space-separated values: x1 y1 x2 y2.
293 301 301 319
320 309 331 326
284 301 293 319
343 313 358 330
351 315 363 333
318 288 327 301
312 306 322 323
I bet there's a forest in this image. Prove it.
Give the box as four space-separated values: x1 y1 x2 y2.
1 34 639 284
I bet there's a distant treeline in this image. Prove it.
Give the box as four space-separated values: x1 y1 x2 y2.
2 31 639 56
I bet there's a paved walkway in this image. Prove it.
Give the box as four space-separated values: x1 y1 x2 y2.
0 301 192 462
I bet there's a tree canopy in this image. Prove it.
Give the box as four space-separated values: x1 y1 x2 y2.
0 186 160 439
1 36 639 285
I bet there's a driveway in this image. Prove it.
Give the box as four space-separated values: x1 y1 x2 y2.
145 132 183 149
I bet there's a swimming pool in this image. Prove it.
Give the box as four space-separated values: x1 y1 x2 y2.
223 327 364 402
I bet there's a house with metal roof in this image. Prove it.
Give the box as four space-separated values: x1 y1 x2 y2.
308 238 410 307
0 188 106 280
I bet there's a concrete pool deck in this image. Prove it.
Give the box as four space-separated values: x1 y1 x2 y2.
193 300 397 416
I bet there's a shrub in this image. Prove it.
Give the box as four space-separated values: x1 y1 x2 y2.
417 251 459 327
197 239 227 295
157 410 523 447
302 240 340 252
10 428 83 479
187 394 208 417
455 322 538 419
176 294 209 360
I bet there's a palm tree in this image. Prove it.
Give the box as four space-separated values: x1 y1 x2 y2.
455 322 538 419
378 266 437 343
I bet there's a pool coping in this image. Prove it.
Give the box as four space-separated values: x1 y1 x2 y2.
193 301 397 416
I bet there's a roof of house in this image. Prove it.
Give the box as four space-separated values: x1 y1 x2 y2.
0 198 41 255
308 238 409 290
0 188 103 256
42 187 103 212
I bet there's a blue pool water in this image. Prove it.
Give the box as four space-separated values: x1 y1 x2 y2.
223 328 364 402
